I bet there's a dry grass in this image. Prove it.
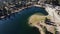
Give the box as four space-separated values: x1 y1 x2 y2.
28 13 55 34
28 13 51 26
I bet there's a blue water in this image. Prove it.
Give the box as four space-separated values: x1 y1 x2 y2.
0 6 48 34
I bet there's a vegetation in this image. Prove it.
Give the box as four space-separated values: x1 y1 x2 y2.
28 13 50 26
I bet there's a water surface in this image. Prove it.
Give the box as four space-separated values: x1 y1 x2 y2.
0 6 48 34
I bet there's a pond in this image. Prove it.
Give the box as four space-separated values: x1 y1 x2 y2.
0 6 48 34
